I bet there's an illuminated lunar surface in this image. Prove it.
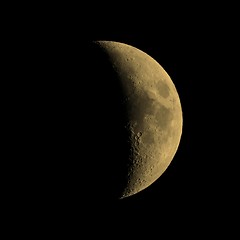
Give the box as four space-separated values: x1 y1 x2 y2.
92 41 183 199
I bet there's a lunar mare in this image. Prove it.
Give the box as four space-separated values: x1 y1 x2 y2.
93 41 183 199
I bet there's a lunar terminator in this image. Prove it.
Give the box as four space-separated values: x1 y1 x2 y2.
91 40 183 199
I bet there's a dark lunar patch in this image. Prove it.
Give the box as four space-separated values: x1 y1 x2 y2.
128 91 156 130
156 80 170 98
155 104 173 129
142 130 155 146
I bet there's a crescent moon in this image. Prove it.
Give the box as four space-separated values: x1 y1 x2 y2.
91 40 183 199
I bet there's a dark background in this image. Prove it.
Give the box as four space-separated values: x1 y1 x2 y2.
4 5 238 236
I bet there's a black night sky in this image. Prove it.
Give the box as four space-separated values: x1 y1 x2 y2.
7 7 237 236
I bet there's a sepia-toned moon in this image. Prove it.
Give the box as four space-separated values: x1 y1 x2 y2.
90 40 183 199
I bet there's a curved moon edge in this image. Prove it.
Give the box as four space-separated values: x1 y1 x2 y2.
93 41 183 199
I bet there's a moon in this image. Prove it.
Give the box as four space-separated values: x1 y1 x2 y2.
86 41 183 199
